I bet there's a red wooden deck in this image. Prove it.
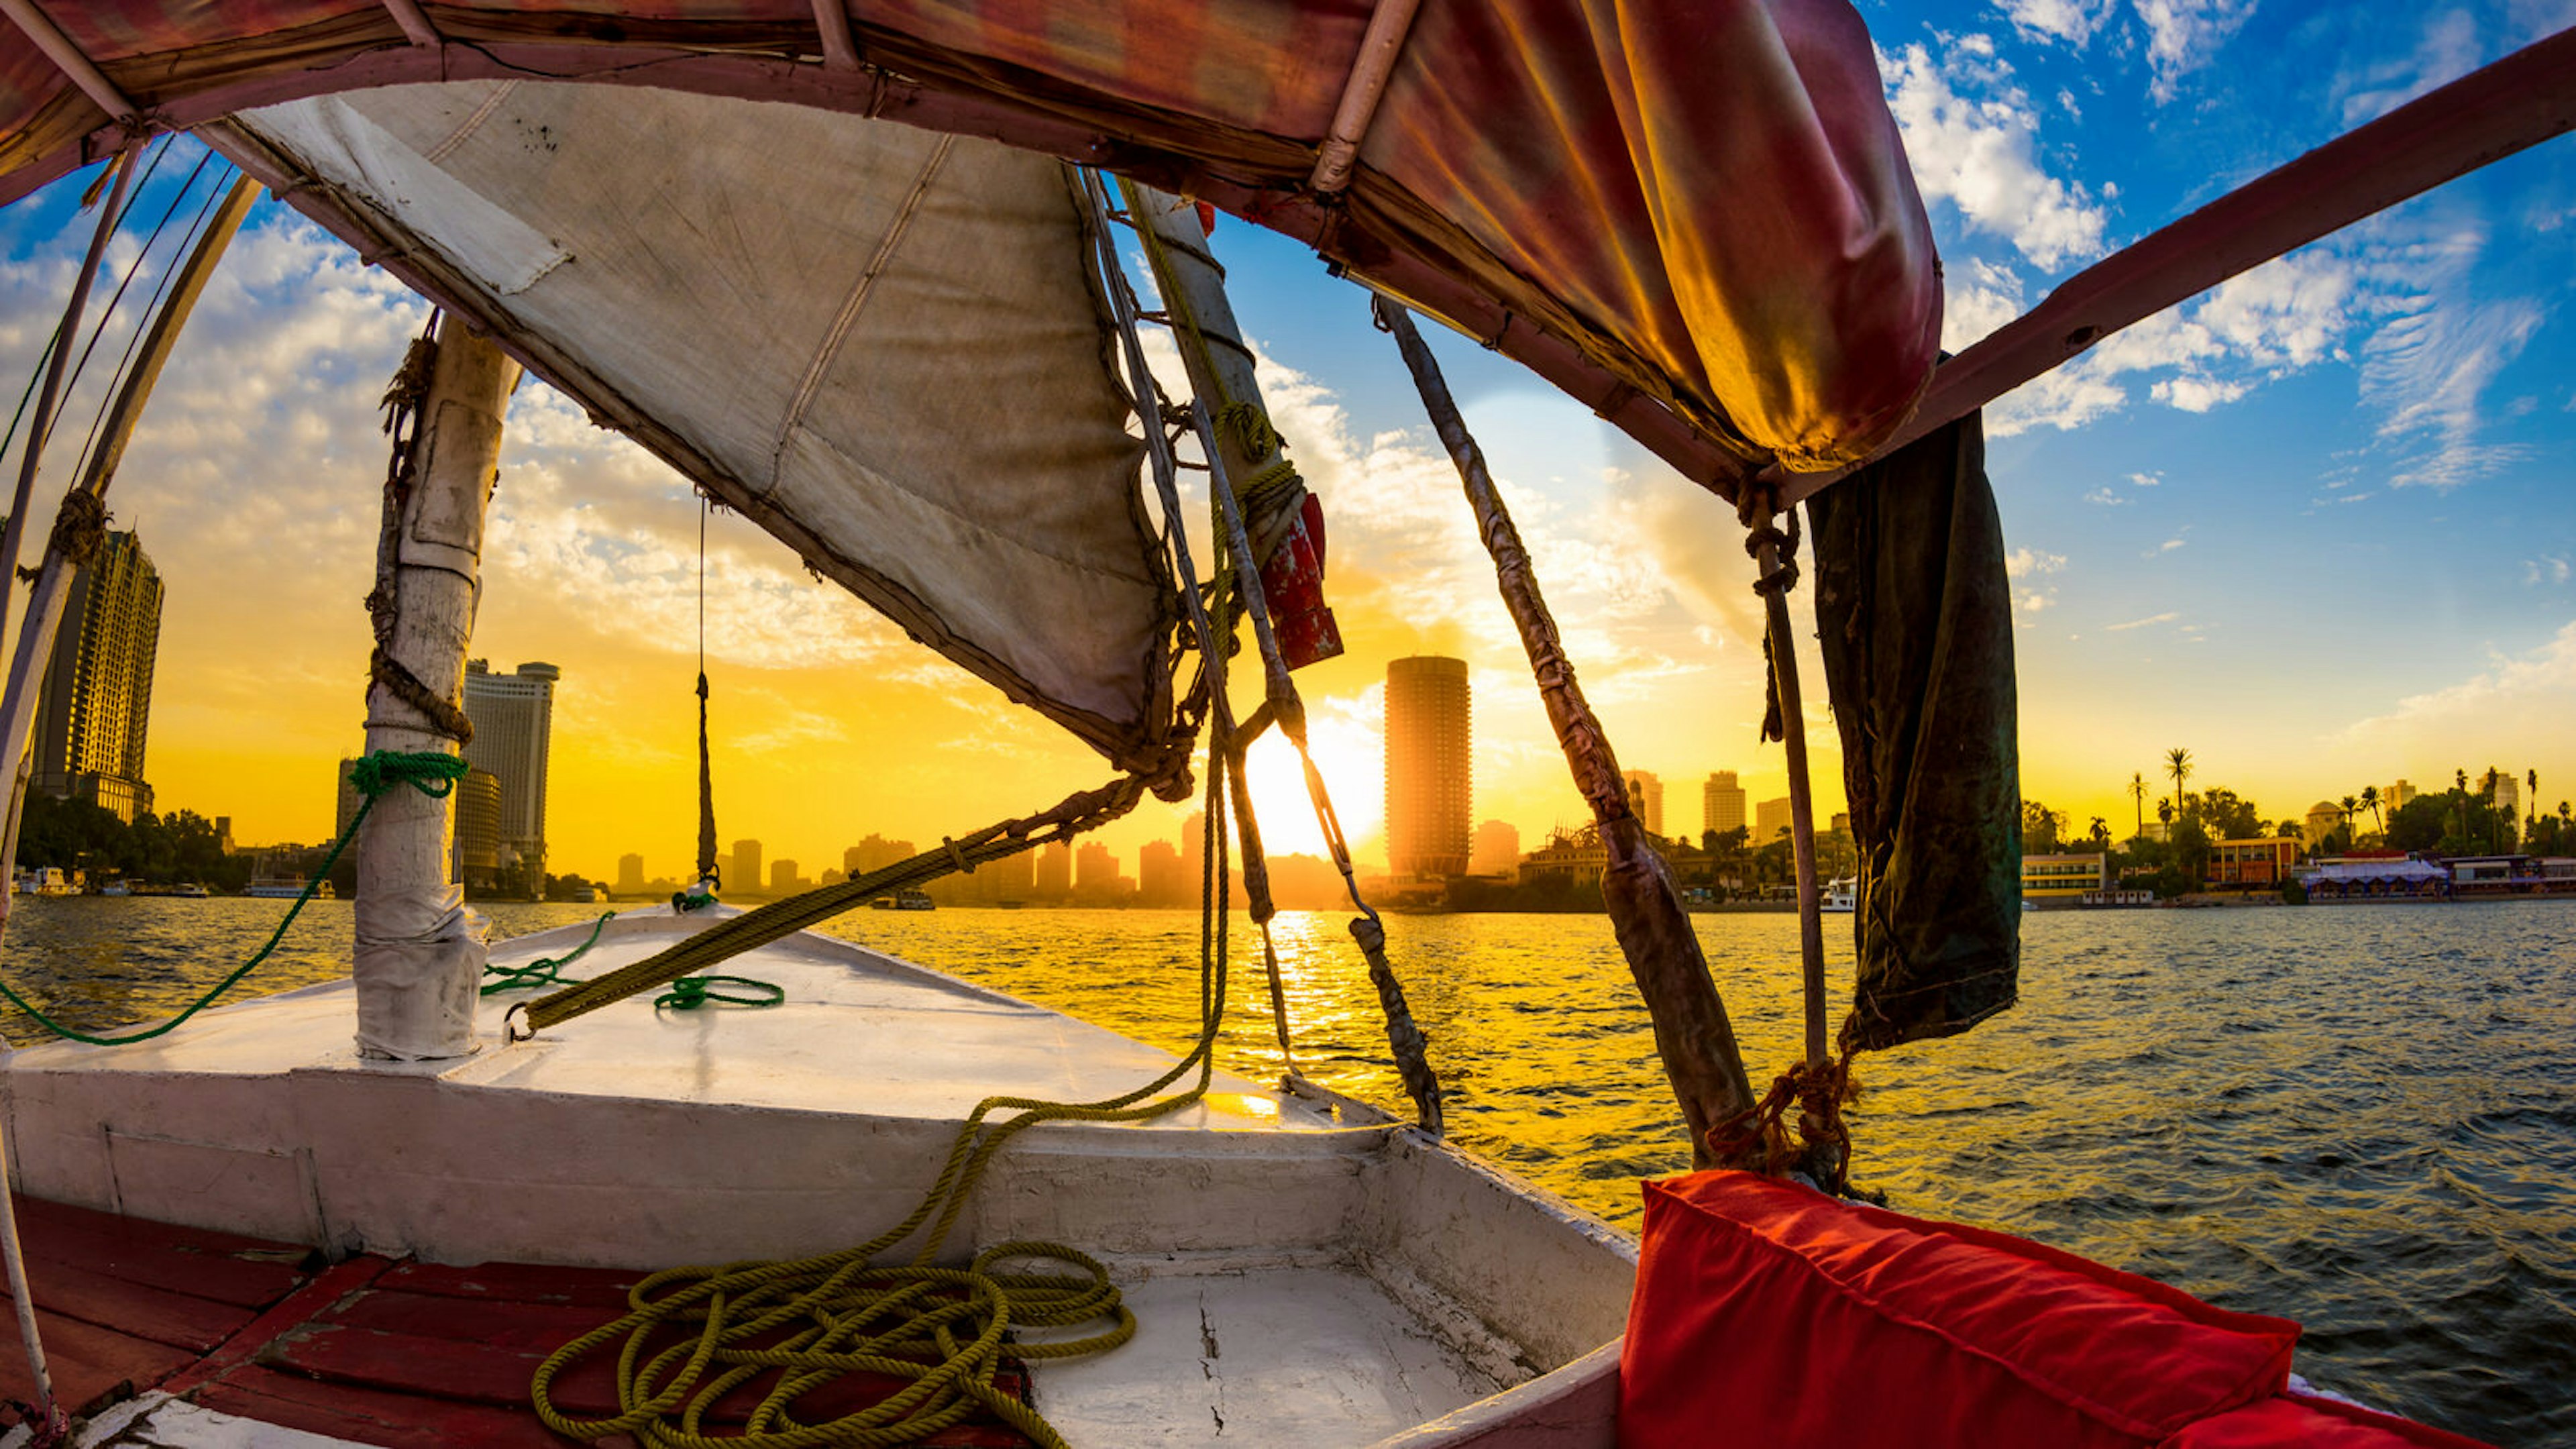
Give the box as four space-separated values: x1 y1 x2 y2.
1 1196 1036 1446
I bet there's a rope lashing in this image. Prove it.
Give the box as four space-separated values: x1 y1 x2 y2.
15 489 109 582
1707 1048 1862 1197
654 973 787 1012
1739 480 1803 744
0 751 464 1046
363 321 476 745
479 910 612 996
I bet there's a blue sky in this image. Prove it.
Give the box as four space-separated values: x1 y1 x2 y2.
1 3 2571 875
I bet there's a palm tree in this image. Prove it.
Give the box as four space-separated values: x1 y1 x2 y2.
2361 785 2381 838
2339 795 2358 842
2157 797 2174 833
2088 816 2109 847
2529 769 2540 833
2166 748 2193 821
2127 772 2149 842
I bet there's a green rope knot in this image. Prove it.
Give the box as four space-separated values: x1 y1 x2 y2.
480 912 610 997
654 974 786 1012
347 748 469 801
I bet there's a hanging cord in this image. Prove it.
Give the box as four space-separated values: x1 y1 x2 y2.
478 912 612 996
681 494 720 908
1706 1048 1862 1197
1085 168 1442 1133
0 752 466 1046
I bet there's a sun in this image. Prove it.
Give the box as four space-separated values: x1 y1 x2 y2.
1239 727 1380 863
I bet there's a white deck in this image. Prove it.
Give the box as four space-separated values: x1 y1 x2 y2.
2 907 1635 1448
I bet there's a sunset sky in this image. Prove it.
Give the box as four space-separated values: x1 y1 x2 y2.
2 0 2573 885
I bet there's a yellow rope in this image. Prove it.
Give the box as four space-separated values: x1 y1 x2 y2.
529 765 1234 1448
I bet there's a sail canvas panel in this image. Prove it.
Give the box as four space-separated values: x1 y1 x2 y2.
0 0 1940 485
225 83 1182 773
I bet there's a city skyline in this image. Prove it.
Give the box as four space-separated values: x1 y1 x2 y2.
3 0 2569 881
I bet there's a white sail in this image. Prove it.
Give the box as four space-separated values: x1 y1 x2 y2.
221 84 1185 773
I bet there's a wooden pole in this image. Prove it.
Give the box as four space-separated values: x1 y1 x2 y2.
0 146 136 674
0 176 257 927
1752 527 1829 1069
354 318 518 1060
1378 298 1754 1163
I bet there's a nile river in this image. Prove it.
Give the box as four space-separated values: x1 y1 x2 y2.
3 898 2569 1444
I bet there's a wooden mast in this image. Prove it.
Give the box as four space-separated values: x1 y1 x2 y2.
353 318 519 1060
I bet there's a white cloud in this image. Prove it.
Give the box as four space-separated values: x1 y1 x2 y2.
2106 611 2179 631
2156 537 2187 552
2134 0 2259 101
2084 486 2131 506
1877 40 2109 270
2358 221 2543 489
2006 547 2068 577
1943 259 2028 352
2341 619 2576 757
2127 471 2163 486
2151 375 2249 411
2000 0 2118 47
2338 9 2485 124
2527 556 2573 586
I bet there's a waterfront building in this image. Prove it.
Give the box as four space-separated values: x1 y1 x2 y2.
2384 780 2416 814
1385 656 1470 878
770 859 804 894
1074 841 1118 900
34 529 162 822
2208 839 2299 889
2021 852 2106 904
1036 840 1071 898
1138 839 1185 906
1621 770 1664 837
451 768 501 889
732 839 763 890
1520 823 1609 888
462 660 559 875
2493 773 2520 820
987 849 1034 901
846 834 914 876
1470 819 1521 877
2302 800 2345 847
1703 771 1746 836
1756 796 1792 842
616 853 646 895
335 758 366 843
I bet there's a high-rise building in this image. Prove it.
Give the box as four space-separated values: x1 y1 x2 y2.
1703 771 1747 836
1470 819 1521 877
770 859 804 894
335 757 367 843
1035 840 1071 898
1138 839 1184 906
1622 770 1664 837
2385 780 2416 814
1756 796 1792 841
34 530 162 822
1385 656 1470 878
987 849 1035 902
1075 841 1117 897
846 834 914 877
462 660 559 874
2493 773 2521 820
451 767 501 888
616 853 646 894
731 838 762 890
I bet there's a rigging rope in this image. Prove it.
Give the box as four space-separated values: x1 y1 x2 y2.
478 911 612 996
0 751 466 1046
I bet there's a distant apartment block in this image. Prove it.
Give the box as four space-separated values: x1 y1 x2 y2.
616 853 646 894
2383 779 2416 814
462 660 558 874
1703 771 1746 837
846 834 915 877
1470 819 1521 877
1385 656 1470 878
1622 769 1664 837
1036 840 1071 898
1075 841 1118 898
1756 796 1792 841
731 838 763 890
35 529 162 822
451 767 501 889
1138 839 1184 906
770 859 805 894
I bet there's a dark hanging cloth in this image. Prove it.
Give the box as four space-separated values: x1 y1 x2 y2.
1807 409 2021 1053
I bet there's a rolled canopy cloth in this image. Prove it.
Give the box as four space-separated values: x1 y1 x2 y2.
225 83 1183 775
1807 412 2022 1053
0 0 1939 479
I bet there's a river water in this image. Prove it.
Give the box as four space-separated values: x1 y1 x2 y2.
3 897 2569 1444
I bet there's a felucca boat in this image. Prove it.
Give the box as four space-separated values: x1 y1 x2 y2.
0 3 2563 1446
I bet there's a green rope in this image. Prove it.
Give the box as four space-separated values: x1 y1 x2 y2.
655 973 786 1012
480 910 612 996
0 750 466 1047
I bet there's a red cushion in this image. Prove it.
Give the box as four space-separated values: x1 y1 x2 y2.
2159 1393 2497 1448
1619 1172 2302 1448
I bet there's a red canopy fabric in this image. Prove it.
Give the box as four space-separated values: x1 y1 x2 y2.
0 0 1939 484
